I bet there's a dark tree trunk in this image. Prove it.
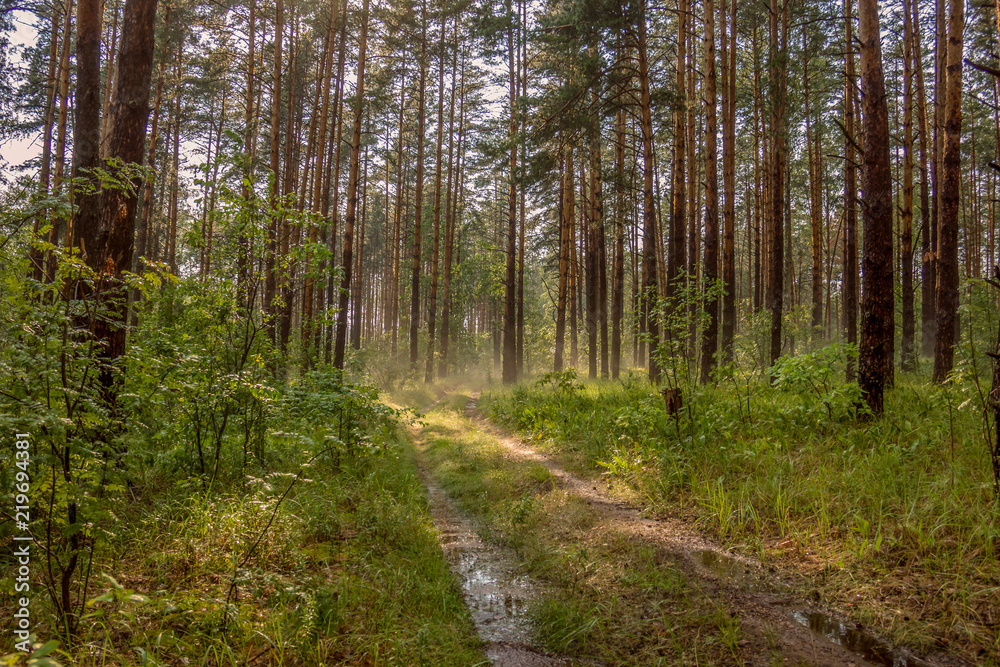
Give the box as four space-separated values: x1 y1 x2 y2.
410 0 428 369
700 0 719 384
720 0 736 360
844 0 859 380
92 0 159 397
858 0 894 416
334 0 370 370
71 0 102 270
502 6 518 384
901 0 917 371
933 0 964 382
768 0 788 370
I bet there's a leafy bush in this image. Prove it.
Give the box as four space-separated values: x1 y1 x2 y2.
770 343 867 423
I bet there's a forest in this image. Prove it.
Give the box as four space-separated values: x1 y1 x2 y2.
1 0 1000 662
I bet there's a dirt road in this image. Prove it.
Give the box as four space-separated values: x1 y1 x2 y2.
411 391 948 666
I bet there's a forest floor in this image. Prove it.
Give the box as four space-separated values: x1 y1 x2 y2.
405 385 974 667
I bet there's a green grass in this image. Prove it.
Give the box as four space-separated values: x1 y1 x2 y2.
481 368 1000 664
5 438 484 666
414 396 749 665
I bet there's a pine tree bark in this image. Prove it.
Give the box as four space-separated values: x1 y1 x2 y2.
804 31 823 334
136 2 170 283
768 0 788 369
410 0 428 369
720 0 736 360
844 0 859 379
700 0 719 384
30 5 61 281
70 0 102 270
441 49 463 377
333 0 371 370
663 0 684 383
858 0 894 416
92 0 159 391
901 0 917 371
933 0 964 382
46 0 73 282
428 17 447 382
265 0 284 344
555 147 572 372
611 88 625 378
502 6 518 384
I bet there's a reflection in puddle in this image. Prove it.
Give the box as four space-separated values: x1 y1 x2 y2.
426 483 538 645
791 610 934 667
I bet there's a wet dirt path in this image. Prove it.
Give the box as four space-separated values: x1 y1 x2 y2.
422 475 572 666
408 393 570 666
457 392 946 667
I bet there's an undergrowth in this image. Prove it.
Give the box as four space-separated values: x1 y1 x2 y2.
416 399 745 665
482 362 1000 663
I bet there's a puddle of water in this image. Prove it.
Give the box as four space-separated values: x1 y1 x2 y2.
792 610 935 667
424 482 539 646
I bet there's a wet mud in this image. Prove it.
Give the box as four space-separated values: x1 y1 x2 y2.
422 477 570 666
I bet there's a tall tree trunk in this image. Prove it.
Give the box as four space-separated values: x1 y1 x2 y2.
858 0 894 416
700 0 719 384
555 147 572 371
933 0 964 382
47 0 73 283
720 0 736 360
167 64 181 275
911 2 937 357
441 49 463 377
333 0 370 370
502 7 518 384
427 18 447 382
136 1 170 282
70 0 102 270
611 77 625 378
804 30 823 335
902 0 917 371
237 0 256 308
92 0 159 408
662 0 684 384
410 0 428 369
265 0 284 344
302 4 335 364
768 0 788 369
30 4 61 281
324 3 349 363
844 0 859 379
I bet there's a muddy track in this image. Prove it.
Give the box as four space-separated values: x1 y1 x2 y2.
461 392 950 667
409 394 572 666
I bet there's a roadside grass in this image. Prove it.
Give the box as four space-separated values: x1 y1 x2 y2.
10 436 483 666
415 397 748 665
481 368 1000 663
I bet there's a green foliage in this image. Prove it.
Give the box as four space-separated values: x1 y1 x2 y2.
0 231 444 662
484 367 1000 658
771 343 867 423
